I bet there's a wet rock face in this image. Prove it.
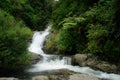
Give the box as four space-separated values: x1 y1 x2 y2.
0 69 100 80
86 60 118 73
32 76 49 80
49 75 68 80
29 52 43 64
31 69 72 80
72 54 120 74
0 78 18 80
69 74 99 80
72 54 88 66
31 74 100 80
31 69 100 80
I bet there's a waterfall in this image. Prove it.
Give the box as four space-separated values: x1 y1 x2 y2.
27 26 120 80
28 26 50 57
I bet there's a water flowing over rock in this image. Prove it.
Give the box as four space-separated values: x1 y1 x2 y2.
72 54 119 74
27 26 120 80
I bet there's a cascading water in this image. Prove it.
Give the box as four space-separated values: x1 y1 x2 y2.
28 26 51 57
28 26 120 80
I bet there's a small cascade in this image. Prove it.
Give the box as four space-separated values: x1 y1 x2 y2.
63 57 71 65
28 26 120 80
28 26 50 56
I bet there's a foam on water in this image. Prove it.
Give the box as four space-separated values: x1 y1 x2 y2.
28 26 120 80
28 26 50 56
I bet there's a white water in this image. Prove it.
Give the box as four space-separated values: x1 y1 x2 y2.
28 26 51 57
28 26 120 80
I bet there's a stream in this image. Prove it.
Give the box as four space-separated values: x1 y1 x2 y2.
27 25 120 80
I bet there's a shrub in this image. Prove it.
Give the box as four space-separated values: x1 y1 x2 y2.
0 10 32 69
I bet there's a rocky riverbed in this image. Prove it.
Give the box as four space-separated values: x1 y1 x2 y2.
0 69 103 80
72 54 120 74
1 26 119 80
1 53 118 80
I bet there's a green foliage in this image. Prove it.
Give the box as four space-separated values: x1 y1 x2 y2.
45 30 58 53
87 24 109 40
56 29 78 53
52 0 99 29
0 10 32 68
49 0 120 62
85 0 120 62
0 0 52 30
87 24 109 54
59 17 86 29
56 17 87 53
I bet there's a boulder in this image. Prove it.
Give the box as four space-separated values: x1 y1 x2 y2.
49 69 75 75
72 54 119 73
31 69 73 80
87 60 117 73
69 74 99 80
31 69 75 80
32 76 49 80
0 78 18 80
49 75 67 80
72 54 88 66
29 52 43 64
31 69 102 80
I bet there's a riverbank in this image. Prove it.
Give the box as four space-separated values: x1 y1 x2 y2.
44 44 120 74
0 69 103 80
1 26 120 80
72 54 120 74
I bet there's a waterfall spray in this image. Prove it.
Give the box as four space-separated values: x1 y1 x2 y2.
28 26 120 80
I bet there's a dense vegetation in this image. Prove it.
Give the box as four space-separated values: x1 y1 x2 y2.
0 0 51 69
0 10 32 69
0 0 51 30
46 0 120 63
0 0 120 70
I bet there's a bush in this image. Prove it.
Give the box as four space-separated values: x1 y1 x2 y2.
85 0 120 62
0 10 32 69
55 17 87 54
87 24 109 53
